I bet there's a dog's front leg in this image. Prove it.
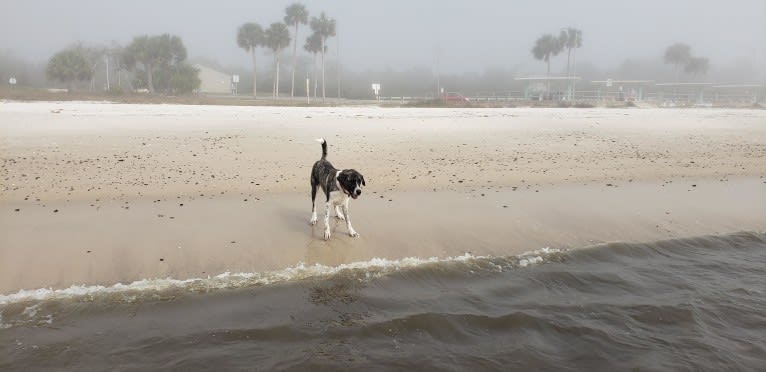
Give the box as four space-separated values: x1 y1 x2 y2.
310 204 318 225
343 200 358 237
323 201 332 240
335 205 345 221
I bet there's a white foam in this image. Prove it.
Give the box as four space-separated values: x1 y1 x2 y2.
0 249 562 306
517 247 559 267
0 312 10 329
21 304 40 318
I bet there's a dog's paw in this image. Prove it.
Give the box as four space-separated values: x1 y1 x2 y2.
309 215 317 225
324 228 331 240
349 229 359 238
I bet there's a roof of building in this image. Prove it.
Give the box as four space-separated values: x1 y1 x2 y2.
591 80 654 85
711 84 766 89
514 76 581 81
655 82 714 87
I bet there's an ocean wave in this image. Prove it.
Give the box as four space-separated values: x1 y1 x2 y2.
3 233 765 369
0 248 562 309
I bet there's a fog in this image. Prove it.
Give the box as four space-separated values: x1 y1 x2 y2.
1 0 764 82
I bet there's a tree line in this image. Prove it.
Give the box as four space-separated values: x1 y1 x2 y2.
44 2 334 99
663 43 709 80
41 6 712 99
532 28 582 81
531 27 583 95
237 3 336 101
529 28 710 98
45 34 200 95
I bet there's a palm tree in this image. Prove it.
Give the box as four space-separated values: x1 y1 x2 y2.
560 28 582 78
237 23 264 97
531 33 563 97
684 57 709 79
265 22 291 99
664 43 691 82
560 27 582 98
284 3 309 98
304 31 324 99
310 12 336 101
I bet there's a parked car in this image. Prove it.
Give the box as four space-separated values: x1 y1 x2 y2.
441 92 470 103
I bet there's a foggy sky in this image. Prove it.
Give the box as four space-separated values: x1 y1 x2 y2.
1 0 764 75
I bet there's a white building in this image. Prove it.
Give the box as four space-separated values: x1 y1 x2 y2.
194 64 231 94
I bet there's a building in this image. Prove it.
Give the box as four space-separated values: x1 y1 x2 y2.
515 76 581 101
711 84 765 105
654 83 714 105
590 80 654 102
194 64 232 94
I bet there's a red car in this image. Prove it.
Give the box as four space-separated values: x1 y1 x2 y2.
441 92 470 103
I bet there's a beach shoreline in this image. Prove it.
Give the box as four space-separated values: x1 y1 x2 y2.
1 102 765 293
2 178 764 294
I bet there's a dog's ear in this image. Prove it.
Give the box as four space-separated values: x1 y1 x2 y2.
361 175 366 186
337 171 348 185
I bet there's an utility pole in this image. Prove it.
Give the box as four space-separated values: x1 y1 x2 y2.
435 45 441 101
337 24 341 99
571 31 579 101
105 54 110 91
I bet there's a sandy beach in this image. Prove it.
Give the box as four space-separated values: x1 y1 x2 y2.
1 102 765 293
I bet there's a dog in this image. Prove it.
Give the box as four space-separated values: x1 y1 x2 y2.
309 138 365 240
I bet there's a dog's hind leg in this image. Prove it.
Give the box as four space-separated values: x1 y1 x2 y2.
335 205 345 221
309 183 318 225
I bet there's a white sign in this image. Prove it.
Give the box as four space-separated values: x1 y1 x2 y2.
9 77 17 85
232 75 240 83
371 83 380 96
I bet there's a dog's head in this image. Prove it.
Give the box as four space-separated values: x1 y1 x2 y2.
337 169 365 199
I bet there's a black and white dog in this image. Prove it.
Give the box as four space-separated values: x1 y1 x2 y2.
309 138 366 240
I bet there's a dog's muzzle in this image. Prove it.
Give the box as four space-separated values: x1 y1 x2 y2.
352 189 361 199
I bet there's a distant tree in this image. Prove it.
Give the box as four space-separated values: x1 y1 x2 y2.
78 44 108 92
284 3 309 98
531 33 563 95
123 34 187 93
139 62 199 95
310 12 336 101
664 43 692 81
105 41 130 91
684 56 709 78
236 23 264 97
304 31 324 99
46 45 94 91
560 27 582 79
168 63 201 94
265 22 291 98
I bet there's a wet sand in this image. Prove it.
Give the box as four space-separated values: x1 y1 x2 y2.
1 102 765 293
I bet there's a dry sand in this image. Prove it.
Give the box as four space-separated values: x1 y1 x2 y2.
1 101 765 293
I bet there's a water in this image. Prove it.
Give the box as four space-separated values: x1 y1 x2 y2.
2 232 765 370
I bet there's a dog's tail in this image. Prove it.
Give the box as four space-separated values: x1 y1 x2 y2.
316 138 327 159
